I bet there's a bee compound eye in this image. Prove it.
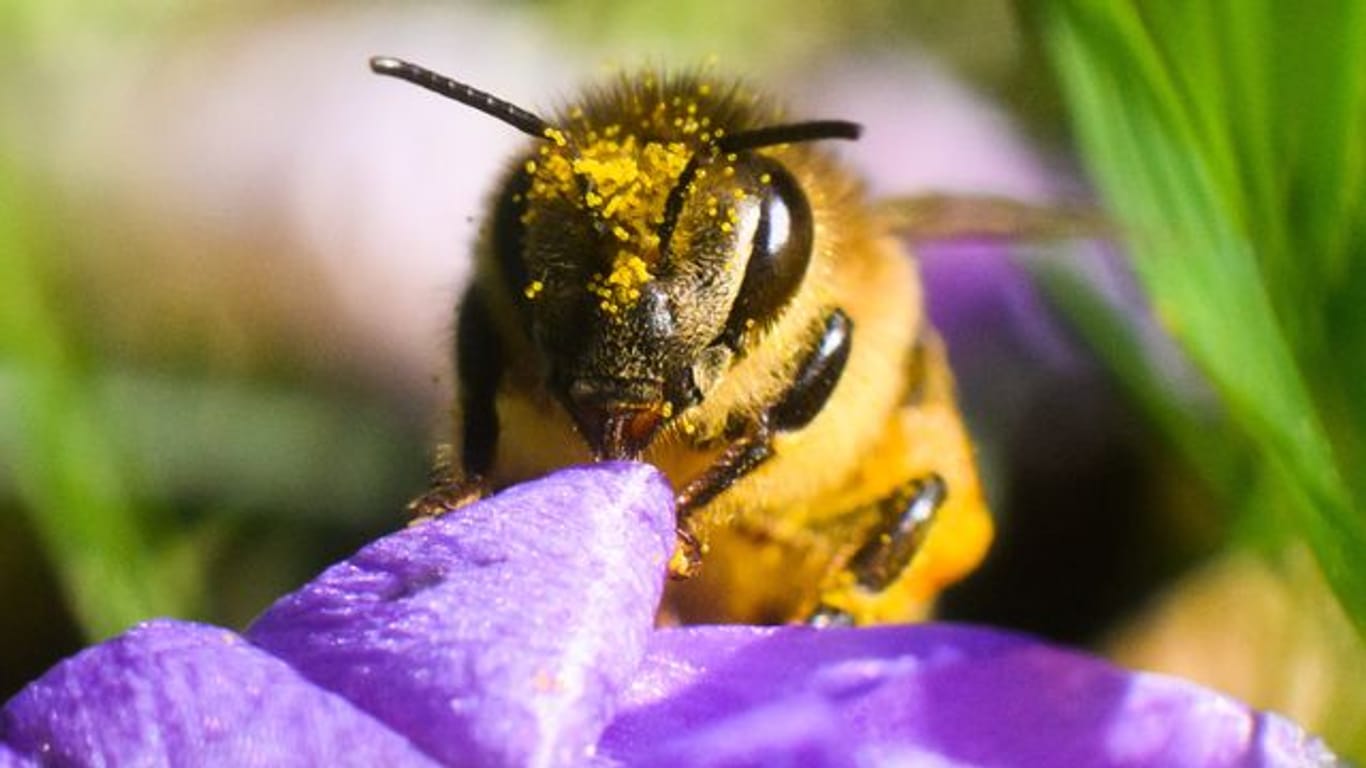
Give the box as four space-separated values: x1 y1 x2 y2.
720 161 814 350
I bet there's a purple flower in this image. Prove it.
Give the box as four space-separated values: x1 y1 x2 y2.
1 464 1338 767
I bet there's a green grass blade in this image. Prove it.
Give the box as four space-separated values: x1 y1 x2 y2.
1036 0 1366 637
0 169 198 639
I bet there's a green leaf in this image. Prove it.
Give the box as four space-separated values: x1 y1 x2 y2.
1035 0 1366 637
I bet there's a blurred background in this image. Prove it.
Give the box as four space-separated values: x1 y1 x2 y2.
2 0 1363 758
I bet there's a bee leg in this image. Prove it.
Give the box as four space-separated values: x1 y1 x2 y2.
408 287 502 522
668 526 705 580
406 444 490 521
675 425 776 514
670 425 774 579
807 473 947 624
406 478 490 521
673 310 853 575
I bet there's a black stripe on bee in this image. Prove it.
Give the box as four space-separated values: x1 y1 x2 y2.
491 166 532 310
455 287 503 476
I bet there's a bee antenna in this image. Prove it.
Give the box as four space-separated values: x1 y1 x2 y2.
369 56 553 139
717 120 862 153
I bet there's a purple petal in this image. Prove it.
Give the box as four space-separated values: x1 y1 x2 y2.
0 620 437 767
247 462 675 767
0 744 35 768
921 240 1083 372
600 624 1339 767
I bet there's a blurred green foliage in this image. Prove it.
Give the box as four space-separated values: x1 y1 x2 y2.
0 0 427 658
0 167 184 640
1032 0 1366 639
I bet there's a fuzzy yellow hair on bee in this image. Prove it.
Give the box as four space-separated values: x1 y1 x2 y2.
371 56 992 625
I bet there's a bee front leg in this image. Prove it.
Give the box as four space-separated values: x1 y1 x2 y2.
409 288 501 521
670 426 774 577
405 443 490 521
672 309 853 576
807 473 947 626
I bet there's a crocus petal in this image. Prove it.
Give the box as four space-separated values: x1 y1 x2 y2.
3 464 1338 768
0 743 35 768
247 462 675 768
0 620 438 767
599 624 1339 767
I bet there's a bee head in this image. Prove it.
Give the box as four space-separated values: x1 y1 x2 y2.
370 57 859 459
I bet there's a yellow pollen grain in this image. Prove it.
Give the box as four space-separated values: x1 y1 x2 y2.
525 160 538 174
759 172 772 184
661 402 674 418
524 127 694 316
523 280 544 299
587 252 656 316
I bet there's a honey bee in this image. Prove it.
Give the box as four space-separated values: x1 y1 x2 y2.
372 56 994 625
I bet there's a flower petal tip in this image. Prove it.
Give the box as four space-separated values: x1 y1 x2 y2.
246 462 676 766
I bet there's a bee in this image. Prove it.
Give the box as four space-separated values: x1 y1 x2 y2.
371 56 994 625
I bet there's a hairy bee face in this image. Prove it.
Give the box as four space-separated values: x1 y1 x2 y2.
493 133 815 459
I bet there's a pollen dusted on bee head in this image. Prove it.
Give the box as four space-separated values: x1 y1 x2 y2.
522 75 750 317
587 252 654 318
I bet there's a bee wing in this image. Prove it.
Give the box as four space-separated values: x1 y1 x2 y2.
876 194 1113 243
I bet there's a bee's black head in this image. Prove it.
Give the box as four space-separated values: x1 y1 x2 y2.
370 56 860 459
